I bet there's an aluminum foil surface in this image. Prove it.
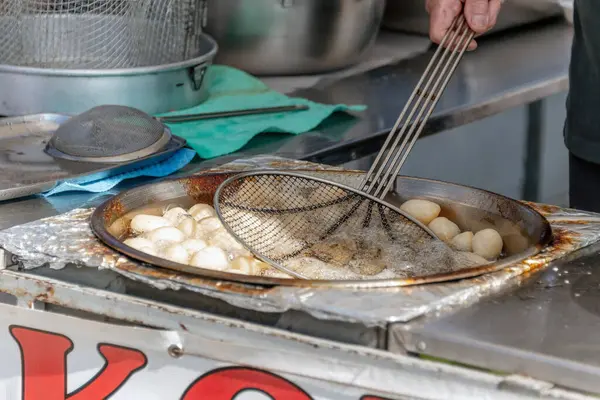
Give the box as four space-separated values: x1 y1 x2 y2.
1 156 600 327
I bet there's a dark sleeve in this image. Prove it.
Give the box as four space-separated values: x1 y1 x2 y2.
564 0 600 163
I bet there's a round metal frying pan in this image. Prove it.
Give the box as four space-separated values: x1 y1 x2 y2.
90 169 553 288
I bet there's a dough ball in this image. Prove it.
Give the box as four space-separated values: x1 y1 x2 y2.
162 244 190 264
451 231 473 252
130 215 172 234
400 199 441 225
188 204 216 222
180 239 207 254
190 246 230 271
428 217 460 242
138 246 157 256
230 256 262 275
163 207 189 225
144 226 186 245
209 228 248 255
197 217 223 236
177 217 199 238
227 209 282 235
472 228 503 260
123 237 155 251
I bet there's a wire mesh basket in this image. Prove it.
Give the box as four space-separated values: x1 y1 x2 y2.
213 171 474 280
0 0 207 69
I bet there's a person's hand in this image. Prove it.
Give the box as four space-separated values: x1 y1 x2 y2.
426 0 503 50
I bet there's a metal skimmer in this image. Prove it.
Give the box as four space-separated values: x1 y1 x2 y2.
214 16 475 280
361 15 475 198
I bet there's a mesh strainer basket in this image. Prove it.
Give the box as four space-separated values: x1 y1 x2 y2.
214 171 475 280
0 0 207 69
45 105 172 162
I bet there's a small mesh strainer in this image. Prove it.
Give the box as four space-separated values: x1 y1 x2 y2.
214 171 459 280
45 104 309 163
46 105 172 163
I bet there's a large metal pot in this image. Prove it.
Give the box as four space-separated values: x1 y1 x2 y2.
204 0 387 76
383 0 563 36
0 32 217 116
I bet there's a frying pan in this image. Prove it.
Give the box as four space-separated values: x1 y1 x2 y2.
90 169 552 288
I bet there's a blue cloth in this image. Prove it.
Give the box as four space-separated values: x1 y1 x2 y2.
42 148 196 197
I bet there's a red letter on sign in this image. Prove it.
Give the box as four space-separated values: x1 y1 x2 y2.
10 326 146 400
181 366 313 399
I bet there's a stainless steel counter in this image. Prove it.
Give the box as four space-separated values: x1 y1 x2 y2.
393 240 600 395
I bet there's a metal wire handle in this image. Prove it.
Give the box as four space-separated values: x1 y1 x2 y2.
360 16 475 199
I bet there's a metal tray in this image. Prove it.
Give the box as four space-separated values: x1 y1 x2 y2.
90 169 552 288
0 33 217 116
0 113 186 201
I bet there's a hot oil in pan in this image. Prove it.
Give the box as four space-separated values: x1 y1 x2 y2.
387 192 533 257
108 196 196 240
292 171 532 256
274 198 486 281
109 195 479 280
285 231 470 281
107 192 516 281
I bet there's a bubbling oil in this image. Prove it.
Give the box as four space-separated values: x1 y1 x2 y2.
280 219 482 281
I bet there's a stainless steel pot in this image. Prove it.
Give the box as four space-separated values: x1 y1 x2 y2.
0 32 217 116
204 0 387 76
383 0 563 36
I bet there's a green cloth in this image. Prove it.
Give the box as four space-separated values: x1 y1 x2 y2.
159 65 366 159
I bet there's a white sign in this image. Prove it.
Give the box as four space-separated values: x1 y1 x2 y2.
0 303 393 400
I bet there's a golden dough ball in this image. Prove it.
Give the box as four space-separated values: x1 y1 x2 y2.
190 246 230 271
428 217 460 242
400 199 441 225
188 204 216 222
162 244 190 264
163 207 189 225
472 228 503 260
144 226 186 244
130 214 172 234
451 231 473 252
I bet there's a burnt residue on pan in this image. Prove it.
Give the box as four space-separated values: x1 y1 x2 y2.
182 173 231 204
525 202 564 215
103 198 125 227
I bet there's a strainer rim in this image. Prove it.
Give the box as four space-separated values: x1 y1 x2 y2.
0 34 218 76
46 126 173 163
